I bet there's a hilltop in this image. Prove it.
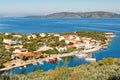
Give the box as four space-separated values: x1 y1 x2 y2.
25 11 120 18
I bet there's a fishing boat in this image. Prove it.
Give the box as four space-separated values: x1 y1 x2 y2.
49 58 56 63
85 58 96 62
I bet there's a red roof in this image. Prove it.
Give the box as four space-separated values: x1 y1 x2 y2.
63 35 69 38
4 38 12 40
14 52 35 57
24 52 35 57
75 41 83 44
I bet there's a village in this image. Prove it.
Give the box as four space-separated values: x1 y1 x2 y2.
0 31 114 71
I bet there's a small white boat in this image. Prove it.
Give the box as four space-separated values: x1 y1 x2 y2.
19 67 22 69
85 58 96 62
39 61 44 65
24 66 26 68
75 53 88 58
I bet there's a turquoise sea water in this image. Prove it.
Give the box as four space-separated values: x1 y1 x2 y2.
0 18 120 75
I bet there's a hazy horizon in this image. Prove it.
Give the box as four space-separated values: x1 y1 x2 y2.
0 0 120 17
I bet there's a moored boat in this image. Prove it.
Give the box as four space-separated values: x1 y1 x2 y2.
85 58 96 62
101 46 108 50
24 65 26 68
49 58 56 63
19 67 22 69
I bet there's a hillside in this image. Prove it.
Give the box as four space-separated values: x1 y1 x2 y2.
25 11 120 18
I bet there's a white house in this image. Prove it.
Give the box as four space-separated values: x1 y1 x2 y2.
54 34 60 37
27 34 37 40
4 33 10 35
40 33 46 37
13 48 28 53
3 38 12 44
27 35 31 40
13 45 23 49
31 34 37 39
69 35 74 39
37 45 53 52
56 46 67 52
75 36 80 41
13 49 22 53
59 36 65 41
13 35 22 38
65 39 70 44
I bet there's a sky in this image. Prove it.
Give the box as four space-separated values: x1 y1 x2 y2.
0 0 120 16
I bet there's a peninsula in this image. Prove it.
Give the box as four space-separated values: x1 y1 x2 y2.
0 31 115 71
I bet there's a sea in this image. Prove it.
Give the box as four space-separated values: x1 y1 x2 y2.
0 18 120 75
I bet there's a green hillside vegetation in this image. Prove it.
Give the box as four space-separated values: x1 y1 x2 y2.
0 58 120 80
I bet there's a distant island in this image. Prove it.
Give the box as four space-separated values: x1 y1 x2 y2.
25 11 120 18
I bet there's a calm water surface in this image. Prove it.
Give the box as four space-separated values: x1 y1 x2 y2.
0 18 120 75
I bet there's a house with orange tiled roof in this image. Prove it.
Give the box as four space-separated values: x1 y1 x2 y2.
24 52 35 57
63 35 69 38
67 45 76 49
74 41 85 49
13 52 35 58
